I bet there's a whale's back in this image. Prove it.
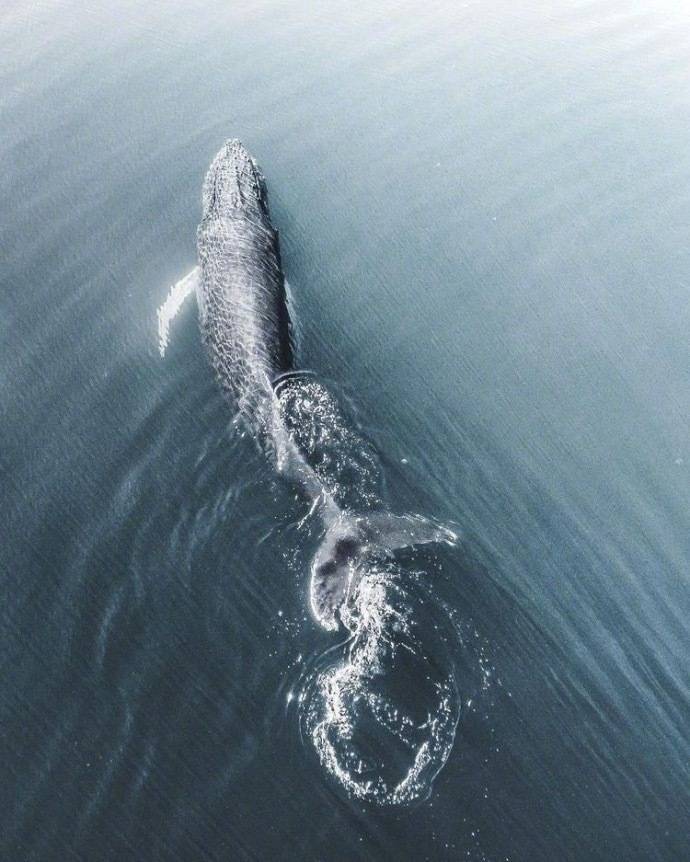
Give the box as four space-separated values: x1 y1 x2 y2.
197 215 292 415
196 140 293 422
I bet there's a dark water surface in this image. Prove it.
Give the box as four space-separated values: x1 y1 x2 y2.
2 1 689 859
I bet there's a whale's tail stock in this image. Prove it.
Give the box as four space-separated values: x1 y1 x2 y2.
310 509 459 631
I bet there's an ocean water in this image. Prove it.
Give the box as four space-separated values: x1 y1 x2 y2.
1 0 689 859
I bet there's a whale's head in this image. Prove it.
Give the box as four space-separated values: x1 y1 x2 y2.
202 139 269 221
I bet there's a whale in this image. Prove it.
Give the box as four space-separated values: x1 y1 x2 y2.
158 139 457 630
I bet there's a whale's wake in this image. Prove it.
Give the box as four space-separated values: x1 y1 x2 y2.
274 378 468 805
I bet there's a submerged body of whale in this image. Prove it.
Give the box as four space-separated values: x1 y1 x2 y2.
158 139 456 630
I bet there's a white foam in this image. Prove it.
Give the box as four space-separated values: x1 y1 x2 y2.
302 567 461 805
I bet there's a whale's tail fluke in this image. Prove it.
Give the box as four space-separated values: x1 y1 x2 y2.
309 510 459 631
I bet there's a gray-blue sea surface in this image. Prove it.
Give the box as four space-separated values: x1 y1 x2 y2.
1 1 689 860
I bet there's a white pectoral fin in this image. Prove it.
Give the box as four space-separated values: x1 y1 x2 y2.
157 266 199 357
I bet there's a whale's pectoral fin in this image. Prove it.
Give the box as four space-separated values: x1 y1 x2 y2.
357 512 459 552
157 267 199 357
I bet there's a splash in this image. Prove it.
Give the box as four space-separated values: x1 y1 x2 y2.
275 377 382 510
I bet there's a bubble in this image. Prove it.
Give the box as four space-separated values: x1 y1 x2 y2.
275 379 382 510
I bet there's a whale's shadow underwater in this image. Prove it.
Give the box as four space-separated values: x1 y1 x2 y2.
158 139 470 804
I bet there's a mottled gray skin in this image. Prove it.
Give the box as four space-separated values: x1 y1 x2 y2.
196 139 292 428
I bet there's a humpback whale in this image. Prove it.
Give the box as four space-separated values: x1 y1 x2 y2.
158 139 456 630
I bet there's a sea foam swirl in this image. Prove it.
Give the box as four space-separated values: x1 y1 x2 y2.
300 564 462 804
